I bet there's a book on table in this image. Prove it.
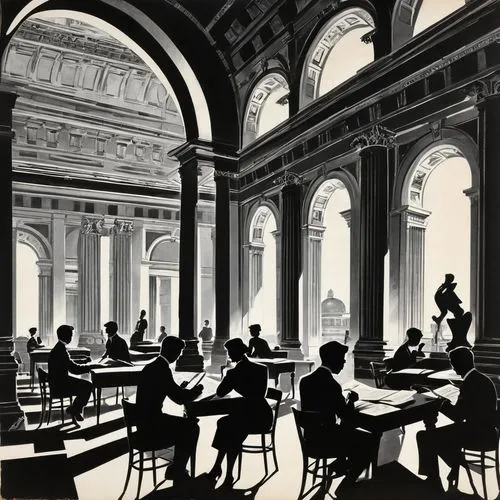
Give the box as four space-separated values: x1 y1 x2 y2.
342 380 416 406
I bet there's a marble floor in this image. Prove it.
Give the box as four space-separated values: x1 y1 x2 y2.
0 370 496 500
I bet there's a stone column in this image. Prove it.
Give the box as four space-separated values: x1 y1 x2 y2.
37 260 53 344
0 85 24 432
149 275 157 338
12 226 17 339
277 173 303 359
248 243 264 309
272 230 281 341
352 126 395 378
111 219 133 335
78 216 103 353
131 219 144 335
52 213 66 333
465 187 479 342
302 225 325 357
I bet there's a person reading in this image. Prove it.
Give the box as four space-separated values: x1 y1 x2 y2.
130 309 148 344
27 327 44 353
248 324 273 358
98 321 131 365
48 325 93 423
300 341 377 497
206 338 273 488
417 347 498 493
136 336 203 485
391 327 425 372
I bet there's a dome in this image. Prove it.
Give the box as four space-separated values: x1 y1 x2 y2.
321 289 346 315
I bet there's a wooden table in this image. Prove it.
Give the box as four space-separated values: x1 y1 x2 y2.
29 347 91 389
129 349 158 362
386 367 462 390
130 342 161 354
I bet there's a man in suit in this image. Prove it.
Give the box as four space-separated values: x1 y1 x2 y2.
248 324 273 358
48 325 93 422
300 341 377 497
391 327 425 372
136 336 203 485
27 327 44 353
417 346 498 492
99 321 131 363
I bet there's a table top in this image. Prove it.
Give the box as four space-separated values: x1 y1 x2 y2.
427 369 461 381
30 346 91 358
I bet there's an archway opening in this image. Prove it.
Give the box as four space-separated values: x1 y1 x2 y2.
413 0 465 37
300 8 374 108
16 242 39 338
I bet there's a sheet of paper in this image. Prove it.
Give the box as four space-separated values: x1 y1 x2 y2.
392 368 434 375
355 401 399 416
427 383 460 404
380 390 416 406
342 380 399 402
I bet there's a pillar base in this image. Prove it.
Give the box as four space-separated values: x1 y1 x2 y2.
280 340 304 360
206 338 228 374
353 339 388 379
175 339 204 372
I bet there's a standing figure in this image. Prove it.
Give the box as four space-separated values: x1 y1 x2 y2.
158 325 168 343
198 320 213 343
432 274 464 329
130 310 148 344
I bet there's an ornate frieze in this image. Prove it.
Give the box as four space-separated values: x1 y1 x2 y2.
350 125 396 150
80 216 104 235
273 172 302 186
214 170 238 179
464 75 500 101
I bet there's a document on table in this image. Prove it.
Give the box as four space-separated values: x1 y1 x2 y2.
343 380 416 406
426 383 460 405
391 368 434 375
355 401 399 416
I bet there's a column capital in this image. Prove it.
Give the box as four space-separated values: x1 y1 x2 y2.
401 205 431 228
464 186 479 202
351 124 396 150
271 229 281 240
37 259 52 276
112 218 134 235
80 216 104 235
51 213 66 221
339 209 352 228
274 171 302 187
214 170 238 180
303 224 326 239
464 74 500 103
169 139 238 165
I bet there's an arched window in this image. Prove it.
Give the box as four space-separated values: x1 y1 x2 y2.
413 0 465 36
300 8 374 108
243 73 289 147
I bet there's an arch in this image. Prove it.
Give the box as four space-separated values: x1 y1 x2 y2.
244 199 281 245
242 72 289 147
392 0 466 50
16 224 52 260
298 7 375 109
146 232 179 262
4 0 240 146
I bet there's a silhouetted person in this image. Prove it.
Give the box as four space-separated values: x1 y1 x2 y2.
48 325 92 422
417 347 497 493
27 327 44 353
432 274 464 330
248 324 273 358
198 320 213 343
136 336 202 485
207 338 273 488
300 341 377 497
130 309 148 344
157 325 168 343
99 321 131 363
392 327 425 371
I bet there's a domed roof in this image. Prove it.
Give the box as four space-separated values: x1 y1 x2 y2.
321 289 346 315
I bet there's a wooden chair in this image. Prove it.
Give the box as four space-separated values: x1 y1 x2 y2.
236 388 282 480
37 367 73 427
369 362 387 389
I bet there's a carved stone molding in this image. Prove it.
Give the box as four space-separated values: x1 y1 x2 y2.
214 170 238 179
464 75 500 101
350 125 396 150
273 172 302 186
361 29 377 44
17 229 48 259
112 218 134 234
80 216 104 235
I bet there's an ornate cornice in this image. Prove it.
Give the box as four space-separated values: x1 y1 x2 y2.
112 218 134 234
273 172 302 186
464 74 500 101
350 125 396 150
214 170 238 179
80 216 104 235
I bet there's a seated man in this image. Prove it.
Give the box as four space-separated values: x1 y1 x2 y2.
300 341 377 497
248 324 273 358
48 325 93 422
27 327 44 353
417 347 498 493
391 327 425 372
136 336 203 485
99 321 131 364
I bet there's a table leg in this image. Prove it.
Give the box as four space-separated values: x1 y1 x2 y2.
371 432 382 477
290 372 295 399
97 388 102 425
30 359 34 391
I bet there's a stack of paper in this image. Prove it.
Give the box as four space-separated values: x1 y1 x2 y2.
343 380 416 406
355 401 399 416
392 368 434 375
427 383 460 405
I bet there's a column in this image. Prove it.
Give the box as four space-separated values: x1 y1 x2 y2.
149 275 157 338
175 149 203 372
465 187 478 342
52 213 66 332
131 219 144 334
302 225 325 357
37 260 53 344
271 230 281 341
111 219 133 335
12 226 17 339
278 173 303 359
248 243 264 309
0 85 24 431
78 216 103 354
352 126 394 377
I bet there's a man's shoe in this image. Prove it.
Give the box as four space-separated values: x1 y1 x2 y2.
165 465 190 482
66 406 84 422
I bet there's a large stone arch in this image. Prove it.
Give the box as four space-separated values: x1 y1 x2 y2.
389 128 479 345
16 224 51 260
2 0 239 146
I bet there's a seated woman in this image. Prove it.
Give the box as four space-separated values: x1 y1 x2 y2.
248 324 273 358
392 327 425 372
207 338 273 487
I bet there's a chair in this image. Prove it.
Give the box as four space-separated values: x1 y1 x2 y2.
37 367 73 427
369 362 387 389
292 408 346 499
236 388 282 480
120 399 196 500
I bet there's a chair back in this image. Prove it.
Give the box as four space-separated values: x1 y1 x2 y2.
266 387 283 433
37 367 48 391
369 361 386 388
121 398 138 438
292 408 334 458
384 357 394 372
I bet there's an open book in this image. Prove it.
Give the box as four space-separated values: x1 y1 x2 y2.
343 380 416 406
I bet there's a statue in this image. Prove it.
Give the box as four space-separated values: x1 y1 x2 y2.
431 274 472 352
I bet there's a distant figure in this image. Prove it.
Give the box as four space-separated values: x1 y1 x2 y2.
27 327 44 353
344 329 350 345
130 310 148 344
206 338 273 488
136 336 202 485
300 341 377 498
432 274 464 334
48 325 92 423
417 347 497 493
392 327 425 372
99 321 131 363
157 326 168 343
198 320 213 343
248 324 273 358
